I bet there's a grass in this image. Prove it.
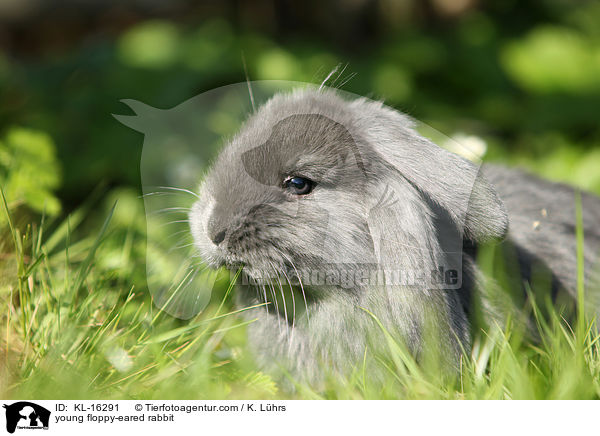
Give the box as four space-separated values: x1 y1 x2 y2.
0 185 599 400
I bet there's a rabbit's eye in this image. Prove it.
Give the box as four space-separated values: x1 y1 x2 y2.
284 176 314 195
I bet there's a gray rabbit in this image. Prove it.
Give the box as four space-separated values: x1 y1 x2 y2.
189 87 600 383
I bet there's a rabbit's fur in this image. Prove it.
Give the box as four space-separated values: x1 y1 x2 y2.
189 88 600 382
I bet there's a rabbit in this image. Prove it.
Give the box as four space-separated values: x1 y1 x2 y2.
189 87 600 384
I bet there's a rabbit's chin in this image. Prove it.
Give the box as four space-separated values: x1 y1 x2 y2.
202 247 284 282
234 260 289 282
239 266 273 283
199 246 243 271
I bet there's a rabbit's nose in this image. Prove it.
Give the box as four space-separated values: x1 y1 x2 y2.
207 219 227 245
206 208 229 245
211 229 226 245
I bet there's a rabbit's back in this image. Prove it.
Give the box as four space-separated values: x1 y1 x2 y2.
482 164 600 301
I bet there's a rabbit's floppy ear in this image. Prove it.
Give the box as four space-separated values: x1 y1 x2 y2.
354 100 508 243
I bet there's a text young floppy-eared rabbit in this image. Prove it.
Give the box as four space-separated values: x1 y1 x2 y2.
189 87 600 384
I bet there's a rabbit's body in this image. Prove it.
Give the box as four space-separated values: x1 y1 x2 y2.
189 87 600 383
483 165 600 299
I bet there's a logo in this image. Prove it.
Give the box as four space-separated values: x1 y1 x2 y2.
2 402 50 434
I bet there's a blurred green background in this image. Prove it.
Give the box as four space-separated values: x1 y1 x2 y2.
2 0 600 216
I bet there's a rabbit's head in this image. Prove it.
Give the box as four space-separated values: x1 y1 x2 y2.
190 88 508 290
